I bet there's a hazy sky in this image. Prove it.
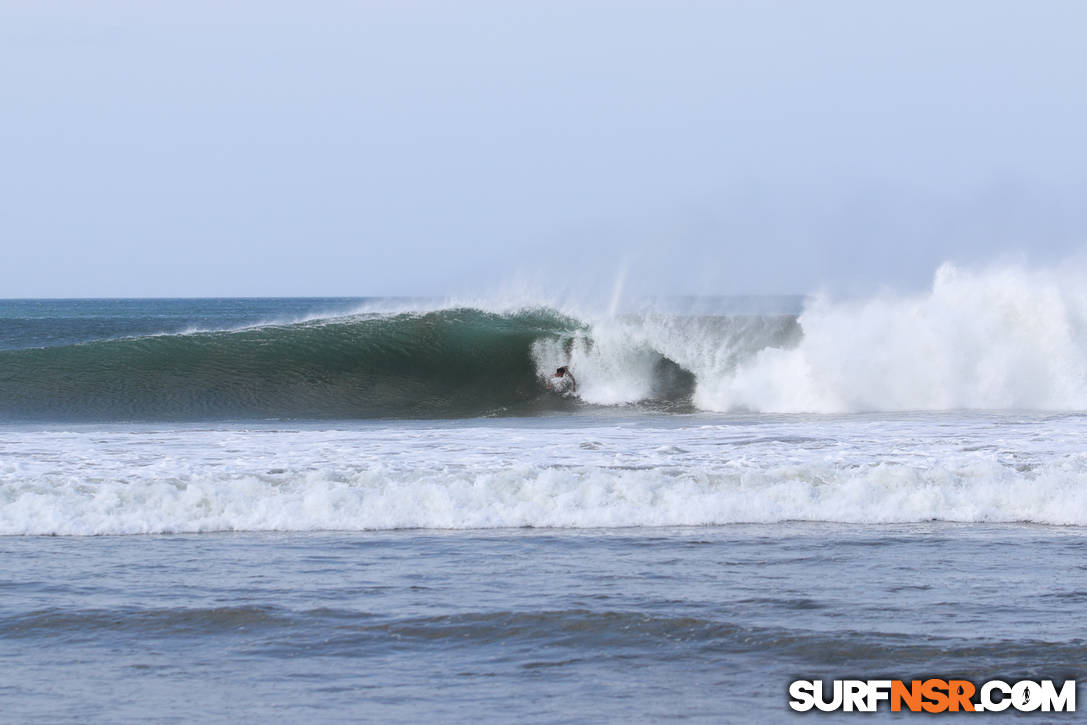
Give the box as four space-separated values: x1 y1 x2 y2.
3 0 1086 297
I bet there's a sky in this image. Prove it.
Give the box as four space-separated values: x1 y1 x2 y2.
3 0 1086 298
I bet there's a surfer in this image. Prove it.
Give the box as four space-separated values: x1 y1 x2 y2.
546 366 576 393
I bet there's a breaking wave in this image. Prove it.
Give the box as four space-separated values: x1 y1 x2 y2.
5 444 1087 535
0 308 583 419
3 262 1087 419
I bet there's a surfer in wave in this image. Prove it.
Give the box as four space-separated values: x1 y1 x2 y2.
546 366 576 393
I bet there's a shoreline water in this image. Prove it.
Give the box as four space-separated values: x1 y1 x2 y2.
3 523 1083 723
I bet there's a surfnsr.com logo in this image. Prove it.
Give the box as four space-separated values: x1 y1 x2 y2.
789 679 1076 713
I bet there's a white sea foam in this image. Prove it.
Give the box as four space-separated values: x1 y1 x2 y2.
529 262 1087 413
3 415 1086 535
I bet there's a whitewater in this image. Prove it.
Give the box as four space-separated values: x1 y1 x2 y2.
536 261 1087 413
2 412 1086 536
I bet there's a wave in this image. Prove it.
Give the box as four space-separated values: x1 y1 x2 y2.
5 451 1087 535
0 308 593 420
545 262 1087 413
0 303 774 420
4 262 1087 419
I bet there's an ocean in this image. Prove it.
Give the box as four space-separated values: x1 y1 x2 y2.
2 279 1085 722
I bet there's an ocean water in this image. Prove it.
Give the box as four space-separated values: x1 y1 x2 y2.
2 273 1086 722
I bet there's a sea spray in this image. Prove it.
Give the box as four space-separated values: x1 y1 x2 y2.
695 263 1087 412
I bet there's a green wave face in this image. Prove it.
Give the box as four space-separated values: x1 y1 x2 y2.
0 308 586 421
